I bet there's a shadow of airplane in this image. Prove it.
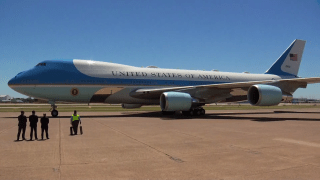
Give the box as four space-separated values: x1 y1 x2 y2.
5 110 320 122
56 110 320 122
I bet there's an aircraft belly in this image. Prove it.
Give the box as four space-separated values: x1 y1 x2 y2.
89 87 123 103
104 87 159 105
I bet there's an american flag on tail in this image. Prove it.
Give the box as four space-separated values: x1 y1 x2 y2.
290 54 297 61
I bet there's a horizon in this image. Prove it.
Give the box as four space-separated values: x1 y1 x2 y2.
1 0 320 98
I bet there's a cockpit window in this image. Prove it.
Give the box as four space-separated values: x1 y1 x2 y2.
36 63 46 66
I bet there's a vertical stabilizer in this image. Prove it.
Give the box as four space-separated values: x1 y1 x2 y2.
265 39 306 77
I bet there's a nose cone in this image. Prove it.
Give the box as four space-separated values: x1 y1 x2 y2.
8 76 20 94
8 71 26 88
8 77 16 87
8 71 32 96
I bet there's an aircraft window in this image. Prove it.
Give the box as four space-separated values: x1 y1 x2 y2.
36 63 46 66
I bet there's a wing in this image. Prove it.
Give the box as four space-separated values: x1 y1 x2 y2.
130 77 320 102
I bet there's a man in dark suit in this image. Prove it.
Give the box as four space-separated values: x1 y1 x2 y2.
40 113 49 140
29 110 38 140
17 111 27 141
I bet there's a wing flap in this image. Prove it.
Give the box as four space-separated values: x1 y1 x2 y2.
279 77 320 84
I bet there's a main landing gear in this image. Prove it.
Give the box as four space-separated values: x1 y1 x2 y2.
162 107 206 116
182 107 205 116
49 102 59 117
162 111 176 115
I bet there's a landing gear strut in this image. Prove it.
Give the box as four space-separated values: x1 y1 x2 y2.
49 101 58 117
182 107 205 116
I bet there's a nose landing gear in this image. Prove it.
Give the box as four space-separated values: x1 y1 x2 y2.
49 102 59 117
51 109 58 117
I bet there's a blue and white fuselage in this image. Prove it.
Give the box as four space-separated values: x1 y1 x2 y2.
8 59 283 103
8 39 320 117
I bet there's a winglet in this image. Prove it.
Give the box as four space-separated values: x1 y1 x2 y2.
265 39 306 77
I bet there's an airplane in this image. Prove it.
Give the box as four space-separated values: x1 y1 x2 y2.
8 39 320 117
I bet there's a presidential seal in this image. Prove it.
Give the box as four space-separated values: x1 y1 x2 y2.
71 88 79 96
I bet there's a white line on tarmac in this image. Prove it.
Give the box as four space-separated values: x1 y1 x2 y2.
274 138 320 148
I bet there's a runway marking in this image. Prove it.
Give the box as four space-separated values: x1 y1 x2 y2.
274 138 320 148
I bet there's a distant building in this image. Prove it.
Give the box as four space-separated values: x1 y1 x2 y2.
11 99 23 103
0 95 11 101
292 98 320 103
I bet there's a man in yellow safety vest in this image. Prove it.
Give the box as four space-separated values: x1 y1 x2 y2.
70 110 81 135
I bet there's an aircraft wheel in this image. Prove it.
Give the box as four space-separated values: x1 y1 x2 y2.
51 110 58 117
195 109 201 116
200 109 205 115
182 111 189 116
189 109 194 116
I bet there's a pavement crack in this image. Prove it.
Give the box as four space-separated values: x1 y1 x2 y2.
94 119 184 163
239 164 313 179
172 130 203 139
0 125 16 135
229 145 262 155
229 144 316 167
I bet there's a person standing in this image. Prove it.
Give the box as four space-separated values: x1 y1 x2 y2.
29 110 38 140
17 111 27 141
71 110 81 135
40 113 49 140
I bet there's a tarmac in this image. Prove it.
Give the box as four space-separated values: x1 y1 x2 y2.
1 108 320 180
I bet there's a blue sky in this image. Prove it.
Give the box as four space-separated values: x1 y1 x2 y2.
1 0 320 98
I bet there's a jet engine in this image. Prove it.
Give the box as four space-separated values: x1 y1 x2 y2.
160 92 192 111
247 85 282 106
121 104 142 109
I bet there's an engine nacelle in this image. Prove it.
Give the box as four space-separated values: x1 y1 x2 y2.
247 85 282 106
121 104 142 109
160 92 192 111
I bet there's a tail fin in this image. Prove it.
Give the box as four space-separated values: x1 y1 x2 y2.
265 39 306 77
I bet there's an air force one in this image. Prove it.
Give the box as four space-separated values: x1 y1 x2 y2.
8 39 320 117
